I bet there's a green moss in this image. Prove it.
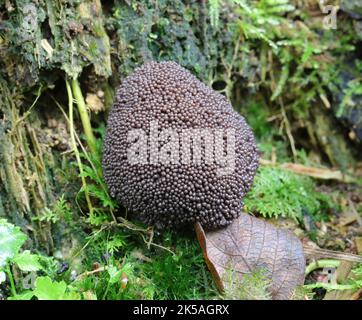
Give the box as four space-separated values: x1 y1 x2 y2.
72 231 216 300
111 0 220 80
4 0 111 84
244 167 334 221
140 233 216 299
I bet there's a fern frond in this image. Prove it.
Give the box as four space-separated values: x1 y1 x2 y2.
244 167 333 221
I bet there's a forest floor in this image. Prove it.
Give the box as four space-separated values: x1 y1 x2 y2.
1 0 362 300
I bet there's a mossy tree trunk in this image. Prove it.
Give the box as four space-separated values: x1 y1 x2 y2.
0 78 79 255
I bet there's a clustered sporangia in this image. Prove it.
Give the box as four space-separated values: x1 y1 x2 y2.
103 61 259 230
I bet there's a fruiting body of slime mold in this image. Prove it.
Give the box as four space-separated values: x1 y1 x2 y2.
103 61 259 230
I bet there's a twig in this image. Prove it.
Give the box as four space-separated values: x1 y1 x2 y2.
99 220 174 255
147 226 154 250
75 267 106 281
279 99 297 161
303 246 362 263
259 159 357 183
140 233 175 255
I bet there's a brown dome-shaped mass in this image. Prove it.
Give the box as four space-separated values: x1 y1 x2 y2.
103 61 259 229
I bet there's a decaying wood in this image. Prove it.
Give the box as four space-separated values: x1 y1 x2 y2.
0 78 78 256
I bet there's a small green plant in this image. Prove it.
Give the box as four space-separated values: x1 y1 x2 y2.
244 167 333 221
0 219 51 298
336 78 362 117
0 219 85 300
304 263 362 293
33 195 72 224
141 233 216 300
221 267 272 300
8 276 81 301
0 219 39 297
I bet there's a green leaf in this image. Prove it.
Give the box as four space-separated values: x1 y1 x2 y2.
107 265 122 284
33 276 67 300
63 291 81 300
7 291 34 300
13 251 43 272
0 219 27 268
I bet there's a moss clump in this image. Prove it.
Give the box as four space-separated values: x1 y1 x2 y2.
244 167 333 221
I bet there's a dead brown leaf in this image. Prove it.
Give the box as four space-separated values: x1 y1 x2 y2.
86 93 105 114
196 213 306 300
